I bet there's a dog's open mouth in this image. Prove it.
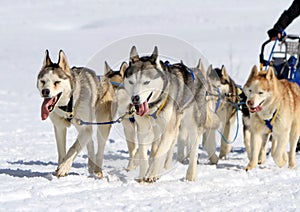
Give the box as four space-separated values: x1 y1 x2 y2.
134 92 153 117
249 101 264 113
41 92 62 120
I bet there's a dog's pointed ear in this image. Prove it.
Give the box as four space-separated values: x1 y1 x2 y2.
221 65 230 82
151 46 158 60
245 65 259 84
196 59 206 76
104 61 114 77
206 64 213 76
42 49 53 68
249 65 259 79
266 66 275 81
151 46 162 69
119 62 128 78
129 46 139 63
58 50 70 74
196 59 202 70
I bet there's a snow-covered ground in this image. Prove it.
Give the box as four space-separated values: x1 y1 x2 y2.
1 0 300 211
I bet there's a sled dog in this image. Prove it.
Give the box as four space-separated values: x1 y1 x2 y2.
204 65 253 163
37 50 115 177
104 61 139 171
123 46 219 182
244 65 300 171
176 60 218 164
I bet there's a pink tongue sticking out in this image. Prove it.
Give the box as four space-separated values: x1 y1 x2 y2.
256 105 263 112
250 105 263 113
137 101 149 117
41 98 54 120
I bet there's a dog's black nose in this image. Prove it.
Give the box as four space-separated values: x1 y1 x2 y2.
42 89 50 97
131 95 140 104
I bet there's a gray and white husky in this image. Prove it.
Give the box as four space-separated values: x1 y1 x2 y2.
37 50 116 177
204 65 251 164
123 46 219 182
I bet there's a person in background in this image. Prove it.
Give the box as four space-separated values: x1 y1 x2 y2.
267 0 300 152
267 0 300 40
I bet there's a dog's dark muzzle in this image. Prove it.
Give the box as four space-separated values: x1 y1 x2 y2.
131 95 140 105
41 88 50 97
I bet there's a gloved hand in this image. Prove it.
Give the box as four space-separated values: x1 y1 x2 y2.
267 28 284 40
267 28 280 39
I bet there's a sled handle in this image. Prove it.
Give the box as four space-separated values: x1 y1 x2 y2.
259 39 272 65
286 34 300 40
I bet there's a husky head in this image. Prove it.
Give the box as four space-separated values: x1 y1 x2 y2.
207 65 231 95
243 65 276 113
104 61 128 89
123 46 166 116
37 50 72 120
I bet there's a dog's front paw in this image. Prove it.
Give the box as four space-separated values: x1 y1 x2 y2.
273 152 288 168
56 160 72 177
186 168 197 181
126 159 138 171
245 160 258 171
245 164 255 171
94 171 103 179
209 153 219 165
144 177 159 183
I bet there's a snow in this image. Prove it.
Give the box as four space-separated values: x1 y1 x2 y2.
1 0 300 211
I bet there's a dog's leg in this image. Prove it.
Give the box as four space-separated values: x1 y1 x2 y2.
93 100 113 178
202 130 218 165
164 113 182 170
271 136 277 157
288 129 299 168
186 127 202 181
144 113 181 182
272 132 289 168
258 133 270 164
136 117 153 181
242 117 251 161
177 124 188 164
56 126 93 177
87 139 96 174
122 119 138 171
245 132 264 171
138 143 149 182
54 125 67 165
94 124 111 178
219 112 236 159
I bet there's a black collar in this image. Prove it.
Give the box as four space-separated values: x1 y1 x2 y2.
58 96 73 113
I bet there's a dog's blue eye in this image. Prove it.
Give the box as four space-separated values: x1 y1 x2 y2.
129 80 134 85
144 81 150 85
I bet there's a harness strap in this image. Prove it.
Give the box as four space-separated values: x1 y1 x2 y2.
111 81 124 87
149 95 169 119
217 106 240 145
188 68 195 81
214 88 221 113
264 108 279 132
77 106 136 126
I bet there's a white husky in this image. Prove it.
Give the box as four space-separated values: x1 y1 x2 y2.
37 50 116 177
